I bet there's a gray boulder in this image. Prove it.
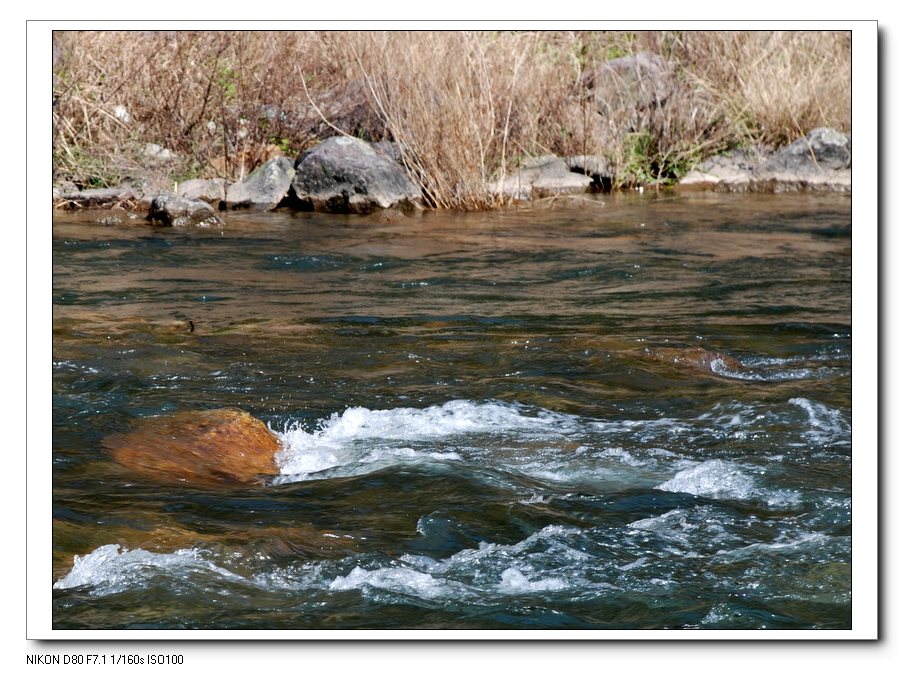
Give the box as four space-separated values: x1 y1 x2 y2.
224 157 295 210
679 129 851 193
55 185 138 208
489 157 593 201
291 136 422 213
564 155 615 191
679 147 767 191
297 80 387 142
178 178 227 205
581 51 674 114
148 193 224 228
756 127 852 175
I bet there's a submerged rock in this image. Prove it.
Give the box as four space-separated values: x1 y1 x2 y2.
147 192 224 228
104 408 281 487
53 519 359 582
291 136 422 213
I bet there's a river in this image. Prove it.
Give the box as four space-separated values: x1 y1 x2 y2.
50 191 852 630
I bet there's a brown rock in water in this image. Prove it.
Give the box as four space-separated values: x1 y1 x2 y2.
104 408 281 487
645 347 743 374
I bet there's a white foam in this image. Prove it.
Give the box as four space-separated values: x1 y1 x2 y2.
654 459 802 507
704 353 840 382
788 397 850 444
626 508 716 558
328 565 458 599
53 544 243 596
497 567 568 593
53 360 99 374
700 603 735 625
273 400 574 479
249 562 327 592
591 447 647 466
710 363 819 382
268 398 832 498
656 460 756 500
696 402 770 436
591 417 684 436
616 557 649 571
327 525 586 602
715 531 833 559
433 525 589 576
290 400 563 443
361 446 461 463
628 508 687 532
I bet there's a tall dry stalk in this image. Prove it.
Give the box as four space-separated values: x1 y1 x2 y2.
340 32 501 209
660 31 852 147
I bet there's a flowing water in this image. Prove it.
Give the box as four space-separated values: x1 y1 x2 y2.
51 192 852 630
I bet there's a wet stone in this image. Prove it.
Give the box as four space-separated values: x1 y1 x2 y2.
103 408 282 487
147 192 224 228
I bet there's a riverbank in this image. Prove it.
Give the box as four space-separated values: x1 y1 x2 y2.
52 30 851 213
53 125 851 227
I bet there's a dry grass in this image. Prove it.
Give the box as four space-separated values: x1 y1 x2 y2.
343 32 589 209
657 31 853 147
52 30 852 209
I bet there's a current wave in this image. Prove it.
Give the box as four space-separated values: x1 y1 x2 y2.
269 398 849 493
52 544 245 597
272 400 578 481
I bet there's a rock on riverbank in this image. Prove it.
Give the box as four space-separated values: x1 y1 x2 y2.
680 128 852 193
53 126 852 224
147 192 224 228
224 156 296 210
291 136 422 213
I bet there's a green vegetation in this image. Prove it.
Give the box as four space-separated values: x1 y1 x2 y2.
52 30 851 210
